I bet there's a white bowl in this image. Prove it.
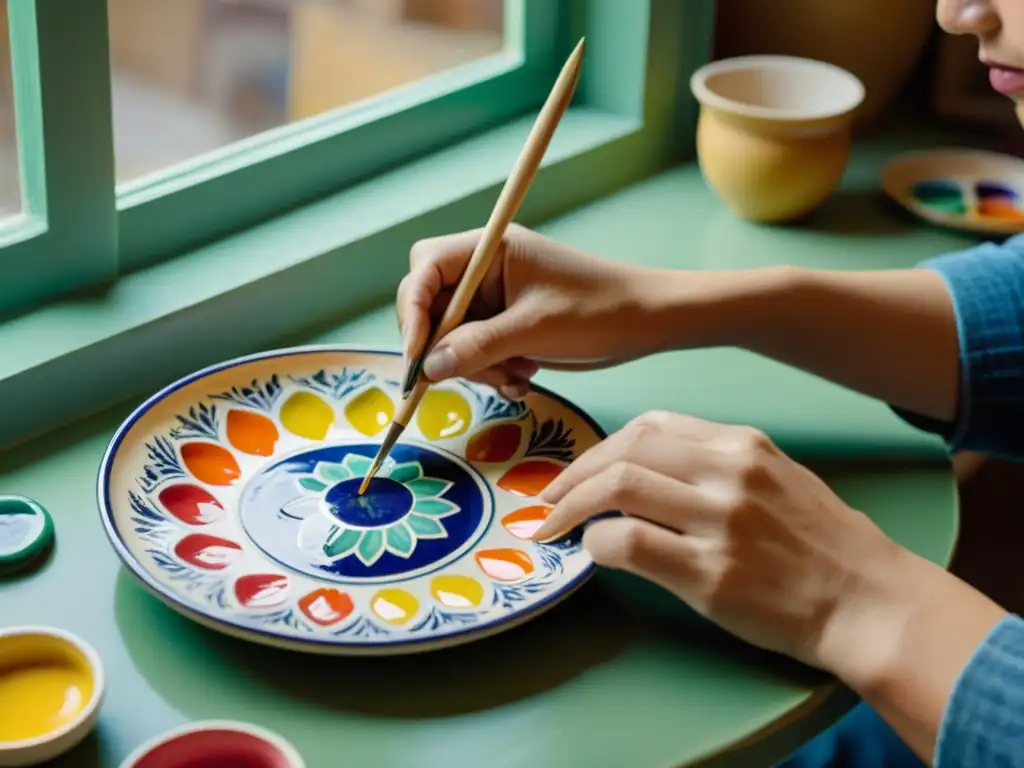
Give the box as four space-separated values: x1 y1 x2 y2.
0 627 104 767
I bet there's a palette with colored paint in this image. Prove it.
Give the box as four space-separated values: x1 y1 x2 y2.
98 347 603 655
881 148 1024 235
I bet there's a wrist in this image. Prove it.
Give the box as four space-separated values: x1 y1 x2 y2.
816 541 1006 711
632 264 810 352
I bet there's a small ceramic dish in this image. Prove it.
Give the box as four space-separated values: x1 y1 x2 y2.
0 495 55 577
881 148 1024 235
0 627 104 767
119 721 305 768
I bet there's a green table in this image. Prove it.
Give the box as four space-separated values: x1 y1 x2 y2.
1 149 970 766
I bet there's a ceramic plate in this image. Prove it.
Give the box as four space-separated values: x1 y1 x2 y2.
98 347 603 655
881 147 1024 235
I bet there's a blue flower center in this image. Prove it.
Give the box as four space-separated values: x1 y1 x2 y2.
323 477 414 528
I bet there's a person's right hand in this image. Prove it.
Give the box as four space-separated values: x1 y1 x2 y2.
397 224 677 399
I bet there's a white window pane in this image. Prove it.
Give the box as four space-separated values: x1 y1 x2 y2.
108 0 506 184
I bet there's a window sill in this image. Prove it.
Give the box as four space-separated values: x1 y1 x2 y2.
0 107 641 447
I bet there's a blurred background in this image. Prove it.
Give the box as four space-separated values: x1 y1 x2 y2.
0 0 506 220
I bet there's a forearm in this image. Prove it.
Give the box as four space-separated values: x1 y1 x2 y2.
816 548 1007 765
651 265 961 422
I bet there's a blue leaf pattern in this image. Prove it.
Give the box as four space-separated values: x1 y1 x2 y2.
210 375 283 412
333 616 392 639
138 437 185 493
169 403 221 441
525 418 575 461
290 367 375 401
408 605 482 633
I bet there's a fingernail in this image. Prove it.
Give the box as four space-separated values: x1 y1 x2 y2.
530 518 556 541
423 347 458 380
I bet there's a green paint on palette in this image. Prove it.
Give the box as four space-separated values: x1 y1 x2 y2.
0 495 55 576
912 179 967 216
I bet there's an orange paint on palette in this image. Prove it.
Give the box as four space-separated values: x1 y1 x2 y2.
234 573 289 609
496 460 563 497
978 198 1024 220
501 505 552 540
466 423 522 463
226 410 279 456
475 548 534 581
298 588 355 627
181 442 241 486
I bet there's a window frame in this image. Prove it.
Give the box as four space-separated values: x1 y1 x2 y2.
0 0 715 448
0 0 117 318
0 0 563 314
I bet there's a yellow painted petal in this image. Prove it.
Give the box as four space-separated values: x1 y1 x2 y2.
417 389 472 441
280 392 334 440
344 387 395 436
371 588 419 625
430 574 484 608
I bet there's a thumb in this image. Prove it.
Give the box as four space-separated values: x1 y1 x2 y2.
422 310 533 382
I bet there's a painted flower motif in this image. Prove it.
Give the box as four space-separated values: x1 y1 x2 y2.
282 453 459 567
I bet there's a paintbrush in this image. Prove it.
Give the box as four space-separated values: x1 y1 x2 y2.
358 37 586 496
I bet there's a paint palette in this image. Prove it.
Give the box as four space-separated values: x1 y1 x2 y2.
98 347 603 655
881 148 1024 235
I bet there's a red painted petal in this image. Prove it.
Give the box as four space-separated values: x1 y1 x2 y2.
174 533 242 570
466 423 522 463
158 484 225 525
234 574 290 608
298 588 355 627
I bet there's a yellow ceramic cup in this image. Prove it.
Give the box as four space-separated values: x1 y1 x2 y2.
690 55 865 223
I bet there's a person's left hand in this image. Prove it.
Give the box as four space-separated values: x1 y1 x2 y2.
531 410 914 672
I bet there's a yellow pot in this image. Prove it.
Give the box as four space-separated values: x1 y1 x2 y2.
690 55 865 223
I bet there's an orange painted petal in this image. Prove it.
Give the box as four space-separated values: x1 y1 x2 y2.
496 460 563 497
475 548 534 581
501 505 552 540
226 410 279 456
298 588 355 627
181 442 242 486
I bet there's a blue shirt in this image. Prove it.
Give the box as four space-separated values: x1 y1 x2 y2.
783 235 1024 767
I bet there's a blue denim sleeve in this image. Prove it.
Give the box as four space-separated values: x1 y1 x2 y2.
891 234 1024 459
937 614 1024 767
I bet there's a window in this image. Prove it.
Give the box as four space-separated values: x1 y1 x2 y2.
0 0 715 448
108 0 506 182
0 0 562 316
0 2 18 221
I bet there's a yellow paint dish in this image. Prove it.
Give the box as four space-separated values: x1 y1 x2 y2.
0 627 104 766
416 389 472 441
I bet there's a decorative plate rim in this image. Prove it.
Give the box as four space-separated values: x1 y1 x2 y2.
96 344 606 654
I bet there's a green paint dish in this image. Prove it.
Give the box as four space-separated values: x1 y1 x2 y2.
0 495 54 576
912 179 967 216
